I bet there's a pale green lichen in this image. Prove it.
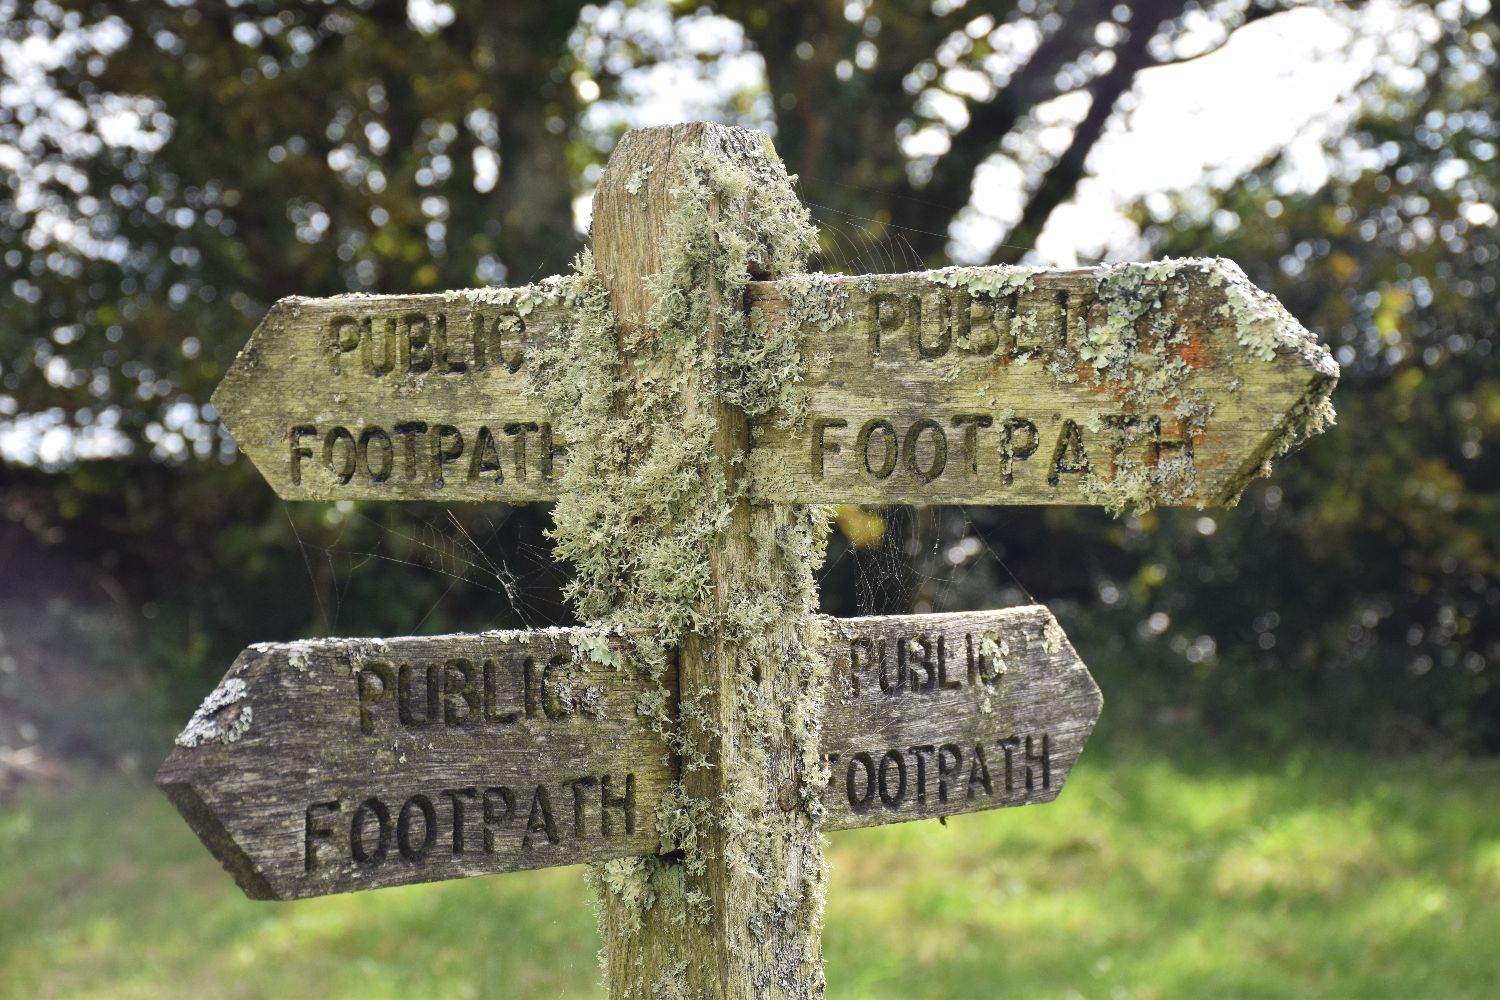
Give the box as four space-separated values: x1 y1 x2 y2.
976 632 1008 715
624 163 654 195
928 263 1042 298
922 257 1336 514
1043 617 1065 655
443 273 578 314
533 126 832 997
1207 257 1282 361
1067 260 1215 515
571 630 627 671
586 857 655 936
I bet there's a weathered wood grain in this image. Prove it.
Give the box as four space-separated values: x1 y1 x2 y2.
591 121 830 1000
819 606 1100 831
214 261 1335 510
210 286 575 503
157 608 1100 902
746 261 1338 508
155 629 674 900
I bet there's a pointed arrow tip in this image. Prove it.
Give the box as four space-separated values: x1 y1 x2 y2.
1189 258 1339 505
155 757 281 901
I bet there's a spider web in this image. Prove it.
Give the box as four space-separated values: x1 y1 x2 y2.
281 193 1051 640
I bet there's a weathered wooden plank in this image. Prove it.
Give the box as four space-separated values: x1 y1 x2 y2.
589 120 832 1000
155 629 673 900
746 260 1338 509
213 260 1335 512
818 606 1100 831
157 607 1099 902
210 284 578 503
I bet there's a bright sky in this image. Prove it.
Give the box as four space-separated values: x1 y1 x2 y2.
1026 2 1421 265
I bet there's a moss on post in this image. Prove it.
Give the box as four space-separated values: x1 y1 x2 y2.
536 123 832 998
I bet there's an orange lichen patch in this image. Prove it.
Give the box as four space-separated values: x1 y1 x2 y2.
1173 323 1214 370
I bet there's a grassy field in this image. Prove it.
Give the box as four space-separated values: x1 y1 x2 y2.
4 731 1499 999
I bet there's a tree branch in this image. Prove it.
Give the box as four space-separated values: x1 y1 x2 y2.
878 1 1119 263
993 1 1283 263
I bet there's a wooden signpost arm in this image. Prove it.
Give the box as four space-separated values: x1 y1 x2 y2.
589 123 831 998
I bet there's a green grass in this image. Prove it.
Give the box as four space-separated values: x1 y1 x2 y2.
4 738 1499 999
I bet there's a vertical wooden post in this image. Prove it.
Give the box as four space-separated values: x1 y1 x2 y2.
588 123 830 998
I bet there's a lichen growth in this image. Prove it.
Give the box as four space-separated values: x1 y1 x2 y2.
928 263 1041 298
442 273 578 314
1043 616 1065 655
976 631 1009 715
624 163 654 195
534 126 832 997
175 677 252 748
572 630 627 671
1067 260 1217 515
1208 257 1339 478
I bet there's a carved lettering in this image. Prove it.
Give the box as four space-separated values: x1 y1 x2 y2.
600 773 635 837
469 426 503 483
862 286 1083 361
523 786 560 849
936 743 962 803
405 313 432 374
483 786 516 852
355 652 596 733
999 418 1039 485
359 427 393 484
307 772 639 870
1048 419 1091 486
909 744 935 803
950 414 992 475
394 421 428 483
857 419 898 479
281 421 563 489
442 658 478 724
968 743 993 798
323 308 539 378
482 659 520 724
289 426 315 485
843 631 1009 698
355 662 395 734
350 797 391 864
878 749 907 807
830 734 1056 814
397 794 438 859
442 788 476 853
847 752 876 813
809 413 1100 491
903 418 947 482
431 425 463 488
304 800 340 873
812 418 847 479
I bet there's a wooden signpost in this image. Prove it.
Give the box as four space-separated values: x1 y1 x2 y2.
160 607 1098 901
213 262 1334 511
164 121 1336 998
156 628 676 900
